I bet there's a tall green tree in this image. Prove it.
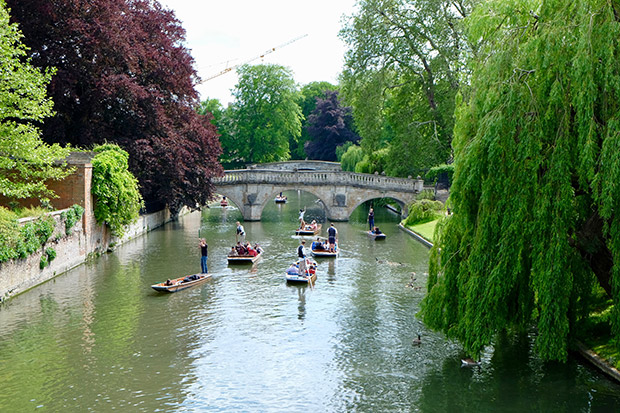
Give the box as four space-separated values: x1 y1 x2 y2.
340 0 469 175
0 0 71 200
422 0 620 362
230 64 302 164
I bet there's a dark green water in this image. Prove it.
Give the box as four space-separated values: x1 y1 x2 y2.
1 191 619 412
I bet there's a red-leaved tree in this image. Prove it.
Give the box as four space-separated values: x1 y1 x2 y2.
305 91 359 161
7 0 222 213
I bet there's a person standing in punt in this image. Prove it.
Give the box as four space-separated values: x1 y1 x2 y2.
236 221 245 243
298 207 306 229
368 207 375 231
199 238 208 274
297 239 307 275
328 223 338 252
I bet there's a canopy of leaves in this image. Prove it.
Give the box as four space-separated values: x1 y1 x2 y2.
7 0 222 213
293 82 339 159
0 0 71 200
422 0 620 362
340 0 469 176
305 91 360 161
339 144 364 172
91 144 143 238
230 64 302 164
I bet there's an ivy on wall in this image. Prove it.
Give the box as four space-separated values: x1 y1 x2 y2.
91 144 143 238
0 205 84 264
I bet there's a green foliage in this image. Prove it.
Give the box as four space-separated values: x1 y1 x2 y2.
45 247 56 261
0 0 72 199
0 207 20 262
416 189 436 201
403 200 444 226
335 142 354 162
426 164 455 184
340 144 364 172
39 254 48 269
340 0 469 177
91 144 142 237
230 64 302 164
354 148 389 174
62 205 84 235
35 216 54 245
17 222 41 258
422 0 620 362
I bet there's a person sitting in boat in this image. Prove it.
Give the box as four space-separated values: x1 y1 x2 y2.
312 237 325 251
229 246 239 257
310 220 318 230
254 243 263 254
246 243 257 257
183 274 200 283
235 242 246 256
373 226 382 234
165 279 173 286
286 263 299 275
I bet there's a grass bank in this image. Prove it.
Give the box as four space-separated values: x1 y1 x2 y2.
404 219 439 243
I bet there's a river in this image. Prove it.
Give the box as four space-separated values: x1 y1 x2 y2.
1 191 619 412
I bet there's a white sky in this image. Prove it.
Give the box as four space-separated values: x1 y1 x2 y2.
159 0 359 105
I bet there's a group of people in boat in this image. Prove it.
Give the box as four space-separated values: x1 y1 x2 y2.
312 237 328 251
228 241 262 257
299 219 319 232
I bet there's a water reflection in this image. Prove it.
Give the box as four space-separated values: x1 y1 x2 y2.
0 191 618 411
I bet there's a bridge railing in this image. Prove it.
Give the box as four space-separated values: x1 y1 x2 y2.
214 169 423 193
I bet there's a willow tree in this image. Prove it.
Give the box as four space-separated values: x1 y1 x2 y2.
422 0 620 361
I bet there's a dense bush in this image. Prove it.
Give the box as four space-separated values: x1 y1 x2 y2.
91 144 143 237
403 200 444 226
62 204 85 235
425 164 454 185
0 207 20 262
45 247 56 261
0 205 82 264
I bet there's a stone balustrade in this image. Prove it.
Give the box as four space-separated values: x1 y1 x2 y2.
214 169 422 193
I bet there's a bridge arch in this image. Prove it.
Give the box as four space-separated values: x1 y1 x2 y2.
347 195 408 219
213 167 427 221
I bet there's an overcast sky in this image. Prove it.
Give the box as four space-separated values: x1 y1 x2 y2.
159 0 358 105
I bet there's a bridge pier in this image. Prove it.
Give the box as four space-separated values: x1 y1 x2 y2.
214 167 428 222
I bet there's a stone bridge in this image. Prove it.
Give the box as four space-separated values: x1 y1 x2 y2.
213 167 425 221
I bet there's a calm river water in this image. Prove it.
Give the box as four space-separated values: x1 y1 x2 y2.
1 191 620 412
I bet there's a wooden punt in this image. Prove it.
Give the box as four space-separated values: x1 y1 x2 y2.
367 231 386 240
285 259 317 284
151 273 211 293
310 240 338 257
227 251 262 264
295 223 322 236
285 272 317 284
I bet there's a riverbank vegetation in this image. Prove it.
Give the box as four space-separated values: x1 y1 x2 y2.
6 0 223 214
422 0 620 362
91 144 143 238
0 204 84 264
0 0 72 200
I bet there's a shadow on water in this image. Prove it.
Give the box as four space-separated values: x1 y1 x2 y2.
0 190 619 411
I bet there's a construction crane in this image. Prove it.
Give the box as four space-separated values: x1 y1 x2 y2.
200 34 308 83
